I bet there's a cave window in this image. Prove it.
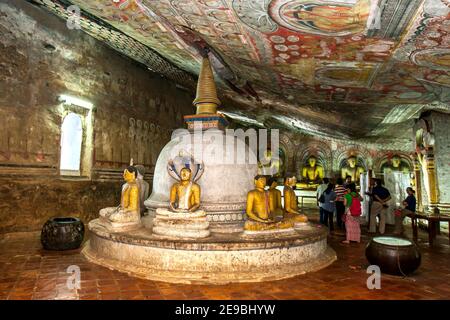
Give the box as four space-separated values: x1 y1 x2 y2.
60 113 83 176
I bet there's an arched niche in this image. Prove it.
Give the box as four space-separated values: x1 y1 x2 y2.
333 145 371 183
279 132 296 174
295 142 332 179
374 152 414 175
334 145 370 172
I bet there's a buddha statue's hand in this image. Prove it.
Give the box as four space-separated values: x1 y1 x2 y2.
259 217 275 224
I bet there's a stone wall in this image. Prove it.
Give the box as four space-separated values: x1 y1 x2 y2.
0 1 194 232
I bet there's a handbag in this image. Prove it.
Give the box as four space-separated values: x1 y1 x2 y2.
342 208 351 223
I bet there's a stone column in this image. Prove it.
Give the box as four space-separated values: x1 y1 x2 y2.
424 149 439 211
413 157 423 211
415 111 450 215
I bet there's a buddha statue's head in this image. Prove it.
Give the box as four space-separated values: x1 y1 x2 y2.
180 167 192 182
308 156 317 167
123 166 137 183
254 175 267 189
347 156 357 168
284 176 297 187
392 156 401 168
267 177 278 189
135 165 145 179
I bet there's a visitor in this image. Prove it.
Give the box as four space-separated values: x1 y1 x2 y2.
394 187 417 235
342 183 363 244
368 179 391 234
335 177 347 230
321 183 336 232
317 178 329 224
343 175 352 188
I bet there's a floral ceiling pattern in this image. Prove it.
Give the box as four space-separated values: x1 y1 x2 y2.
33 0 450 143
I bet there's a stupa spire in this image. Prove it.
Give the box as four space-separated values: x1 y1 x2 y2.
192 51 221 114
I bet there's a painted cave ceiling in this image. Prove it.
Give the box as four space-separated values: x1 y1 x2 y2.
32 0 450 147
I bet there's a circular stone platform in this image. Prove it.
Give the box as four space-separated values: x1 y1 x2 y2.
82 217 336 284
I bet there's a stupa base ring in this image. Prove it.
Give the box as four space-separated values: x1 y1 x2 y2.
82 218 336 284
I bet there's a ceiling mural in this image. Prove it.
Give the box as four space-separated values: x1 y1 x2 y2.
32 0 450 143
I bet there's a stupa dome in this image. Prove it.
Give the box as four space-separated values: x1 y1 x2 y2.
144 129 257 232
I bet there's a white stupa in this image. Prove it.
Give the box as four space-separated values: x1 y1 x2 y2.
144 54 257 233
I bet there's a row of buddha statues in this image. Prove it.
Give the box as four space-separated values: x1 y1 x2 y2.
296 155 411 189
98 159 309 237
98 152 412 237
245 175 308 232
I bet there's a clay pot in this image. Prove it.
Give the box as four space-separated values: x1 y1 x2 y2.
365 236 421 276
41 217 85 250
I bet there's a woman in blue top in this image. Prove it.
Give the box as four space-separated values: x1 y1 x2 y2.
394 187 416 235
321 183 336 232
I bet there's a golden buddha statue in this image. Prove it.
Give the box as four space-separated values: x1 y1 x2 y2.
298 155 324 188
169 167 201 212
153 165 209 238
99 166 141 230
382 155 410 174
244 175 293 231
268 177 284 218
341 156 365 183
283 176 308 223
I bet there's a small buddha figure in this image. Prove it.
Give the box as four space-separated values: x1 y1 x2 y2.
244 175 293 231
283 176 308 223
153 166 209 238
341 156 365 183
299 155 324 188
99 166 141 230
169 167 201 212
267 177 284 218
135 165 150 216
382 155 410 174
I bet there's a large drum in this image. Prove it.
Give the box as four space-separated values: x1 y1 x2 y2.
365 236 421 276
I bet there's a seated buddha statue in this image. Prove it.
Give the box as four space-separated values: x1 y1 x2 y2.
283 176 308 223
267 177 284 218
244 175 294 231
99 166 141 231
382 155 410 174
169 167 201 212
153 166 209 238
341 156 365 184
298 155 324 188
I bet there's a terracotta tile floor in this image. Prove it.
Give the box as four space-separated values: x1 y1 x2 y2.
1 217 449 300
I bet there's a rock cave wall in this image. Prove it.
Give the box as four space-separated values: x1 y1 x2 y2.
0 0 194 233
